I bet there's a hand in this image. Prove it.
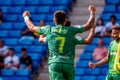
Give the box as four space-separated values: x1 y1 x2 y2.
89 62 96 68
23 11 30 17
88 5 96 12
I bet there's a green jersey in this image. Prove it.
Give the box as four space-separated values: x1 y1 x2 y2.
108 40 119 74
38 24 84 64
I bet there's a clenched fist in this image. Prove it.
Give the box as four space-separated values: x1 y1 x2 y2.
89 62 96 68
88 5 96 12
23 11 30 17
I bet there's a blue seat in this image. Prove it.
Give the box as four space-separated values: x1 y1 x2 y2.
19 38 33 45
46 21 54 26
91 37 99 45
22 7 36 13
4 38 18 45
16 69 30 76
100 13 112 20
82 76 96 80
103 5 116 12
8 30 21 37
36 6 50 13
46 14 53 21
74 76 81 80
1 7 8 13
7 7 22 13
75 68 85 75
100 68 108 75
103 37 112 45
76 61 88 68
3 15 18 21
97 76 106 80
13 22 25 29
85 68 100 75
51 6 67 13
12 0 26 5
40 0 54 5
0 0 11 5
32 14 46 21
106 0 119 4
14 46 28 53
26 0 40 5
0 30 8 37
29 53 42 62
0 23 13 29
115 13 120 20
80 53 92 60
117 5 120 12
1 69 14 76
29 46 46 53
84 45 96 52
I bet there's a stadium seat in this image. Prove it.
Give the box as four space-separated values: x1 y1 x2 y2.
80 53 92 60
7 7 22 13
115 13 120 20
14 46 28 53
100 13 112 20
85 68 100 75
36 6 50 13
16 69 30 76
19 38 33 45
4 38 18 45
106 0 119 4
103 5 116 12
82 76 96 80
8 30 21 37
76 61 88 68
97 76 106 80
51 6 67 13
3 15 18 21
84 45 96 52
1 69 14 76
40 0 54 5
12 0 26 5
100 68 108 75
0 30 8 37
0 23 13 30
74 76 81 80
22 7 36 13
103 37 112 45
0 0 11 6
75 68 85 75
26 0 40 5
1 7 8 13
29 53 42 61
32 14 46 21
13 22 25 29
46 14 53 21
91 37 99 45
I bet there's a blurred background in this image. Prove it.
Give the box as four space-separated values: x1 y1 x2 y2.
0 0 119 80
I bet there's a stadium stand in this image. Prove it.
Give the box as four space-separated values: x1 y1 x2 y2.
0 0 73 80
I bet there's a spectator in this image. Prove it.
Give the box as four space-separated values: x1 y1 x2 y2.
39 20 45 26
0 9 3 23
95 18 106 37
105 15 119 36
20 48 32 71
0 55 4 73
0 39 8 58
92 38 108 61
4 48 19 71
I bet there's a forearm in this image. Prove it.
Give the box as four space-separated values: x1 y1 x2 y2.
83 28 95 44
95 56 108 67
83 12 95 31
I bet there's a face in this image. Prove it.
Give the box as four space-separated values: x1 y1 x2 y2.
40 20 45 26
111 29 120 41
9 50 14 56
111 17 115 23
97 19 103 26
0 40 3 47
22 51 26 55
98 39 103 46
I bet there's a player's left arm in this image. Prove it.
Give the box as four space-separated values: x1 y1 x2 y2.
23 11 39 33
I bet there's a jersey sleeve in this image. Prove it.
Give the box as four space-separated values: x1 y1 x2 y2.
38 26 50 34
74 37 84 45
71 25 84 34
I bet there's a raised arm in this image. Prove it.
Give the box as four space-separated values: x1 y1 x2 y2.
89 53 109 68
83 5 96 31
23 11 39 33
83 25 95 44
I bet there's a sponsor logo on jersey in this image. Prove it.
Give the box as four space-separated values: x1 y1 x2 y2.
110 52 117 55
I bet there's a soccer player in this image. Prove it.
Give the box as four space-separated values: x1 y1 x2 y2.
89 25 120 80
23 5 96 80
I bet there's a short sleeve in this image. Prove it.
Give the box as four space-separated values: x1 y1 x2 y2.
71 25 84 34
74 37 84 45
38 26 50 34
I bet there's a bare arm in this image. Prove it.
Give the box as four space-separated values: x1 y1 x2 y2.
23 11 39 33
89 53 109 68
83 25 95 44
83 5 96 31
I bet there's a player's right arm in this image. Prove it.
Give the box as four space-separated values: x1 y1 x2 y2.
89 53 109 68
83 5 96 31
23 11 39 33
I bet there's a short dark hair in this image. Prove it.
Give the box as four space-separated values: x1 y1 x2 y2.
112 25 120 31
96 18 104 26
54 10 66 24
110 15 116 20
64 19 71 26
21 48 26 51
9 48 14 51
